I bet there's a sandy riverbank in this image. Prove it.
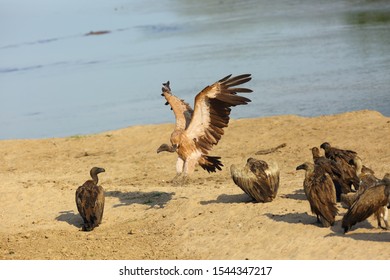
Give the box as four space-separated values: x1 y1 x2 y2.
0 110 389 259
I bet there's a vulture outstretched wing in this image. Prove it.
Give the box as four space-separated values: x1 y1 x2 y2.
185 74 252 154
230 158 279 203
230 163 260 199
161 81 193 130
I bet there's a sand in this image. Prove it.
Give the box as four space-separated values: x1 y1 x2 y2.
0 110 389 260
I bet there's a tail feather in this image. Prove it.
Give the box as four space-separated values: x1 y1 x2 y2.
199 155 223 173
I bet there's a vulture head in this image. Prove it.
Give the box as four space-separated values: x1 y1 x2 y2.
157 143 175 153
296 162 314 172
90 167 105 184
320 142 331 151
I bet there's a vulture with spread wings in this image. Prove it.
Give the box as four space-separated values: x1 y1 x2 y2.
230 158 280 203
157 74 252 183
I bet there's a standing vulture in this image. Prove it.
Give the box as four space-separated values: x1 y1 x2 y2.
230 158 280 203
320 142 360 190
296 162 338 227
75 167 105 231
159 74 252 184
340 165 378 208
342 174 390 233
311 147 353 201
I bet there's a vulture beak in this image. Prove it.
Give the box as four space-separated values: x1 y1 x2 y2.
98 168 106 173
296 164 305 171
172 144 178 152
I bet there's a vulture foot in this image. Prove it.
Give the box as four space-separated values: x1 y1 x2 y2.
171 174 189 186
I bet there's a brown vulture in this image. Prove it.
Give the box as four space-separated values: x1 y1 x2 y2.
320 142 360 190
159 74 252 184
75 167 105 231
311 147 353 202
342 173 390 233
296 162 338 227
340 165 378 208
230 158 280 203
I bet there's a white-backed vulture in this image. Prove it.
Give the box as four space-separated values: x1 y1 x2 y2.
160 74 252 184
320 142 360 190
311 147 353 202
230 158 280 203
75 167 105 231
296 162 338 227
342 173 390 233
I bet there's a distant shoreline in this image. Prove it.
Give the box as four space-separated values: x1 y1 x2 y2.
1 109 387 141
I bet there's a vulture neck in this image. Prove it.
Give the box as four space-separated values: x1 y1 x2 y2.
305 165 315 178
90 172 99 185
355 159 363 177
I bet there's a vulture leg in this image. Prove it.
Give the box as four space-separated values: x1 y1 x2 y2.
171 173 189 186
183 157 198 176
176 157 184 174
377 207 389 230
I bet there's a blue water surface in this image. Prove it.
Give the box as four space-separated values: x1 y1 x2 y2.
1 0 390 139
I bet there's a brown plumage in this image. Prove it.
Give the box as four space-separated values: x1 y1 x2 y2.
342 174 390 233
311 147 353 202
320 142 360 190
75 167 105 231
230 158 280 203
160 74 252 183
340 165 378 208
296 162 338 227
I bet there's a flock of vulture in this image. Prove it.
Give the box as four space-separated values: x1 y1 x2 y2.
75 74 390 236
296 143 390 232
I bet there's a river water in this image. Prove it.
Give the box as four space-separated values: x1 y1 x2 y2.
1 0 390 139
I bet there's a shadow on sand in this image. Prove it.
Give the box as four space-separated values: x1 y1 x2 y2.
266 211 389 242
327 230 390 242
55 210 82 228
200 193 254 205
265 212 315 225
325 219 389 242
105 190 175 209
280 189 306 201
55 191 174 228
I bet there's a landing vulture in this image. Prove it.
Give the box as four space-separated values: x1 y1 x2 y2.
320 142 360 190
296 162 338 227
230 158 280 203
75 167 105 231
159 74 252 183
342 174 390 233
